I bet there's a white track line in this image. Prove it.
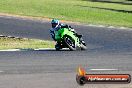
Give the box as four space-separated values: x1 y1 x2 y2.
0 48 69 51
0 49 21 51
34 48 69 50
0 48 54 51
34 48 55 50
90 69 118 71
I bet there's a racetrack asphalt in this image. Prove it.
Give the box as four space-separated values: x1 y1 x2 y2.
0 16 132 88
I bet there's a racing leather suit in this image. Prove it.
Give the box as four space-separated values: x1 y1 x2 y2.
50 24 75 41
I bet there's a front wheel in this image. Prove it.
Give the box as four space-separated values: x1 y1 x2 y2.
64 36 76 51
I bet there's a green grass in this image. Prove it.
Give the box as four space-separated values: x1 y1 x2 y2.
0 37 54 50
0 0 132 27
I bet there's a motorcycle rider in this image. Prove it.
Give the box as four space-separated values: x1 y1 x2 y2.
50 19 86 49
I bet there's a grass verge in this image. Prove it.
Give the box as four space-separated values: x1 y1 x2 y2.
0 0 132 28
0 37 54 50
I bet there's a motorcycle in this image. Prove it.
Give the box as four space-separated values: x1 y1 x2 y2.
54 28 87 51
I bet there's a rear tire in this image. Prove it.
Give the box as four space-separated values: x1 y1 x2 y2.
81 43 87 50
80 39 87 50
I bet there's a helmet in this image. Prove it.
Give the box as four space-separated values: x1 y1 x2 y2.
51 19 59 28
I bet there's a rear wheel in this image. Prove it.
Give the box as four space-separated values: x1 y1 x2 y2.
81 44 87 50
80 39 87 50
64 36 76 51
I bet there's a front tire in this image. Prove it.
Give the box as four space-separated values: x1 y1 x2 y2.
64 36 76 51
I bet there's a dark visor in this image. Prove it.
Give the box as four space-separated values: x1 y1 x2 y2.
52 23 58 28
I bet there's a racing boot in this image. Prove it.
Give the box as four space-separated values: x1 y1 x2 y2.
80 38 86 46
75 33 82 38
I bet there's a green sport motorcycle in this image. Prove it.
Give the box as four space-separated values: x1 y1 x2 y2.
54 28 87 51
